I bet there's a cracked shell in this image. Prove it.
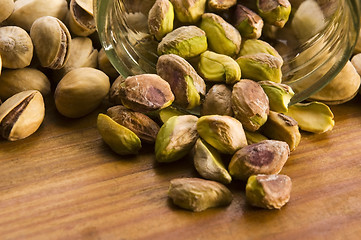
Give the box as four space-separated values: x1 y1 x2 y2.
69 0 96 36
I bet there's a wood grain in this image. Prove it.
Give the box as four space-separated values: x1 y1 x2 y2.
1 95 361 240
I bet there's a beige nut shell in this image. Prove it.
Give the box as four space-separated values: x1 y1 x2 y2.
69 0 96 36
0 0 14 23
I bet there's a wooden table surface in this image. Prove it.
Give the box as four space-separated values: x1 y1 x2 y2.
1 94 361 240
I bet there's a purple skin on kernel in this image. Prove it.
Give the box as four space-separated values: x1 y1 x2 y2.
248 147 274 166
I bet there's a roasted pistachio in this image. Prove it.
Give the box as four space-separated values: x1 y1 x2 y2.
246 174 292 209
68 0 96 36
148 0 174 40
244 130 268 145
155 115 198 162
232 4 263 39
256 0 291 28
239 39 283 65
198 51 241 84
200 13 242 57
197 115 248 154
170 0 206 24
0 0 14 23
201 84 233 116
54 68 110 118
228 140 290 180
0 90 45 141
259 81 294 112
97 48 119 80
0 26 33 69
168 178 233 212
157 26 208 59
97 113 142 155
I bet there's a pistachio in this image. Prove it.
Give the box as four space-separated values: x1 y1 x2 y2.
261 111 301 151
193 138 232 184
259 81 294 112
155 115 198 162
168 178 233 212
246 174 292 209
256 0 291 28
239 39 283 65
200 13 242 57
118 74 174 113
201 84 233 116
68 0 96 36
30 16 71 70
157 26 208 59
0 90 45 141
351 53 361 76
148 0 174 41
107 105 160 144
0 68 50 100
197 115 248 154
236 53 282 83
0 0 14 23
0 26 33 69
232 4 263 39
109 75 126 105
97 48 119 80
97 113 142 155
170 0 206 24
198 51 241 84
231 79 269 132
228 140 290 180
285 102 335 133
207 0 237 12
157 54 206 109
159 105 187 123
244 130 268 145
54 67 110 118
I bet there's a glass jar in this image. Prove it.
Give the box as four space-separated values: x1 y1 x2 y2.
94 0 361 104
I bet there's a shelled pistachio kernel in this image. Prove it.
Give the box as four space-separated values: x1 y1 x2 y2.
208 0 237 12
97 113 141 155
0 90 45 141
228 140 290 180
158 106 187 124
246 174 292 209
233 4 264 39
256 0 291 28
148 0 174 41
259 81 294 113
168 178 233 212
239 39 283 65
197 115 248 155
170 0 206 24
201 84 233 116
69 0 96 36
155 115 199 163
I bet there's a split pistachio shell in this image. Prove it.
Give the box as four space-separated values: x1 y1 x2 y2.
0 0 14 23
0 90 45 141
75 0 93 15
201 84 233 116
97 48 119 80
244 130 268 145
197 115 248 154
170 0 206 24
97 113 142 155
148 0 174 40
198 51 241 84
0 68 50 100
233 4 263 39
155 115 199 162
54 68 110 118
168 178 233 212
193 138 232 184
158 106 187 123
285 102 335 133
200 13 242 57
207 0 237 12
30 16 71 70
157 26 208 59
69 0 96 36
256 0 291 28
259 80 294 112
0 26 33 69
239 39 283 65
246 174 292 209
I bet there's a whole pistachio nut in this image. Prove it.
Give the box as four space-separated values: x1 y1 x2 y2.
0 26 33 69
285 102 335 133
168 177 233 212
228 140 290 180
197 115 248 154
7 0 68 31
256 0 291 28
118 74 174 113
198 51 241 84
68 0 96 36
97 113 142 155
231 79 269 132
201 84 233 116
30 16 71 70
158 105 188 123
148 0 174 41
109 75 126 105
246 174 292 209
261 111 301 152
207 0 237 12
170 0 206 24
0 68 50 100
194 138 232 184
157 54 206 109
236 53 283 83
157 26 208 59
232 4 264 39
0 90 45 141
0 0 14 23
239 39 283 65
106 105 160 144
351 53 361 76
200 13 242 57
155 115 198 162
245 130 268 145
54 67 110 118
259 80 294 112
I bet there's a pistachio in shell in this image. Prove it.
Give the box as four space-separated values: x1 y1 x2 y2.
259 80 294 113
239 39 283 65
0 90 45 141
148 0 174 41
0 0 14 23
157 26 208 59
201 84 233 116
256 0 291 28
168 177 233 212
54 68 110 118
244 130 268 145
68 0 96 36
207 0 237 12
351 53 361 76
228 140 290 180
232 4 263 39
30 16 71 70
97 113 142 155
0 26 33 69
170 0 206 24
155 115 199 162
200 13 242 57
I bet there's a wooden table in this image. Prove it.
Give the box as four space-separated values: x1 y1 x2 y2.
1 94 361 240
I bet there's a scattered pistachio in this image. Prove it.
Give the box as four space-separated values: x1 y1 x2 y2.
68 0 96 36
244 130 268 145
256 0 291 28
170 0 206 24
207 0 237 12
148 0 174 41
158 106 188 124
0 0 14 23
232 4 264 39
201 84 233 116
259 80 294 112
239 39 283 65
